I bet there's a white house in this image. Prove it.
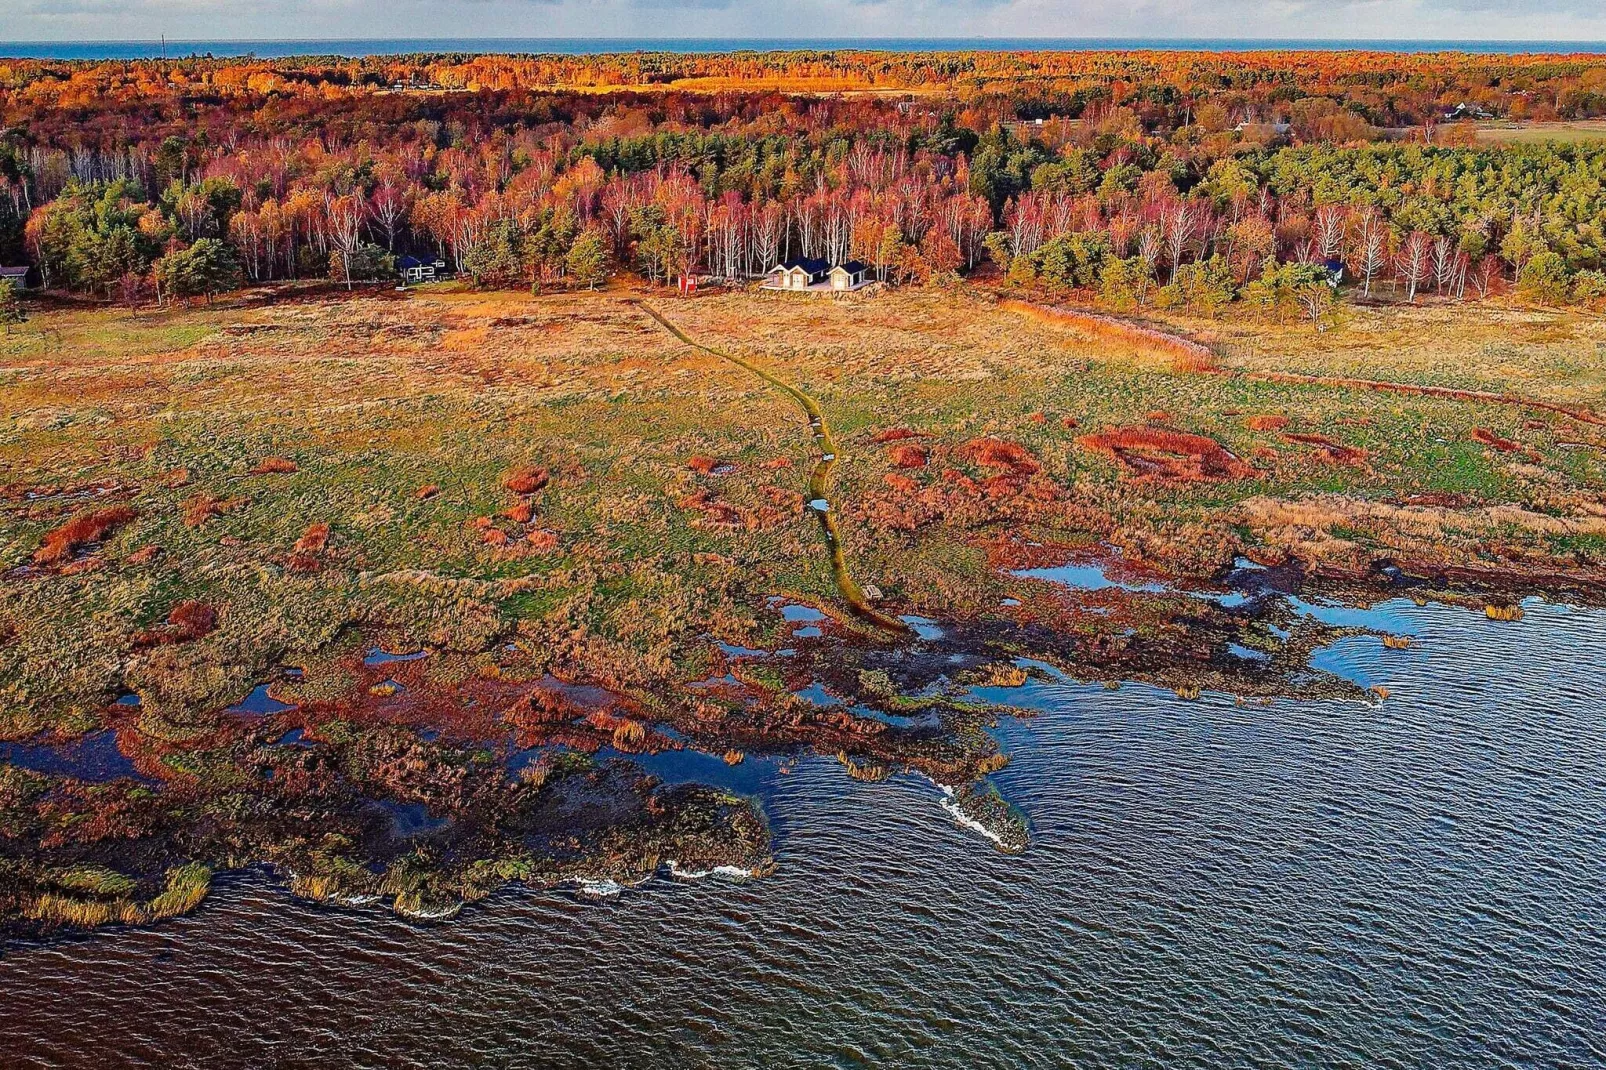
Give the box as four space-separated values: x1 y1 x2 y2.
764 257 832 290
828 261 870 290
764 258 872 292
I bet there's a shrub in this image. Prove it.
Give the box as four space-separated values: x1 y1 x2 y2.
1573 268 1606 305
1517 251 1571 304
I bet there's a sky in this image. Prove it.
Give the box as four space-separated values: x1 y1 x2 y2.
6 0 1606 44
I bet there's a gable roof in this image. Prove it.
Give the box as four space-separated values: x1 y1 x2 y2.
833 260 869 275
396 255 425 270
774 257 831 275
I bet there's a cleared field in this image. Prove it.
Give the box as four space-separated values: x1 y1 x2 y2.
1475 119 1606 143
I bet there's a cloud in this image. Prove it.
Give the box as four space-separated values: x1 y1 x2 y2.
5 0 1606 42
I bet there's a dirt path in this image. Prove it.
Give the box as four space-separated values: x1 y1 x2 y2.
636 302 910 635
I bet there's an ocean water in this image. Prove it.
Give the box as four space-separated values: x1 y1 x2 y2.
1 594 1602 1067
3 38 1606 60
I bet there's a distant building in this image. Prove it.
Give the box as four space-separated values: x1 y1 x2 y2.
1443 102 1493 121
397 256 449 284
764 258 872 292
828 261 870 290
765 257 832 290
0 266 32 289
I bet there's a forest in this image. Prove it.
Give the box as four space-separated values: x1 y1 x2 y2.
7 49 1606 312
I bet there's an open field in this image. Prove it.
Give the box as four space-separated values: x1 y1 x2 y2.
1475 119 1606 144
3 282 1605 932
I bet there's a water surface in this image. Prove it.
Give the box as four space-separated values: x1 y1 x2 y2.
1 597 1602 1068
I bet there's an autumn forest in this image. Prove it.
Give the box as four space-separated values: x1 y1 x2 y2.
9 48 1606 311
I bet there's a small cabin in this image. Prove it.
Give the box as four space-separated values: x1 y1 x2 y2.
765 257 831 290
0 266 32 289
829 261 870 291
397 256 449 284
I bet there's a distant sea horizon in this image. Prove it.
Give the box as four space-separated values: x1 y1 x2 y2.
4 37 1606 60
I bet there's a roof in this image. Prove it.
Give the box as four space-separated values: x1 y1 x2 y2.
396 255 425 269
0 266 28 276
833 260 869 275
775 257 831 275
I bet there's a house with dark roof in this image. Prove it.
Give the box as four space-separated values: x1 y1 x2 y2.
764 257 872 292
765 257 832 290
0 266 32 289
397 255 449 284
828 260 870 290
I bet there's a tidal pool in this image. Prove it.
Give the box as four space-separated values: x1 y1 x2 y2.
0 597 1602 1068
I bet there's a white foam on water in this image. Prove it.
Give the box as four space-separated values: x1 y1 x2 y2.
936 783 1008 849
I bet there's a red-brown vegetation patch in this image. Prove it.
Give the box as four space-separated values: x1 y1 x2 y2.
251 457 298 475
1245 414 1290 431
1028 411 1048 425
525 529 560 552
1146 410 1174 423
882 472 920 492
686 455 722 474
287 522 330 572
416 484 441 500
956 438 1041 475
1281 432 1368 466
1077 427 1253 482
133 600 217 648
124 545 161 566
293 522 330 553
859 460 1075 535
676 488 787 532
32 505 138 565
871 428 924 444
1472 427 1521 453
182 493 248 528
1061 416 1080 429
502 466 550 494
889 444 929 468
982 533 1104 571
501 500 535 524
758 457 793 470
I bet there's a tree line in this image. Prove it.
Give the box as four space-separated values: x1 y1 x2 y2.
8 61 1606 311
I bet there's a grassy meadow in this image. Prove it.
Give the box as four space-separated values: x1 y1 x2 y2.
2 280 1604 931
5 282 1606 735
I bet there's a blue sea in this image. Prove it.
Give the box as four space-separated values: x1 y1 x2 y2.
3 37 1606 60
3 594 1603 1066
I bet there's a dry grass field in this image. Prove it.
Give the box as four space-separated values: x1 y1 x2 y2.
3 280 1605 930
1474 119 1606 144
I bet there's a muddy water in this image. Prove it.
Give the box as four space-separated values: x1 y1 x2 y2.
2 596 1603 1067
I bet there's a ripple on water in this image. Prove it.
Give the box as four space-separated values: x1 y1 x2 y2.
1 600 1603 1069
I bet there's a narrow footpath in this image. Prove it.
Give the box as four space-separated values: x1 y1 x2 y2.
637 301 910 635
